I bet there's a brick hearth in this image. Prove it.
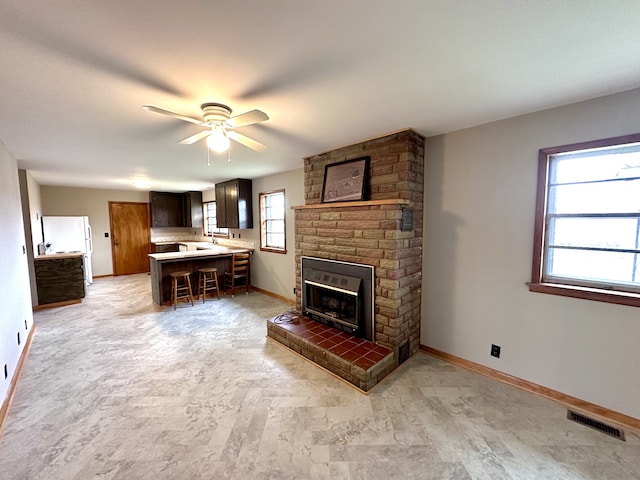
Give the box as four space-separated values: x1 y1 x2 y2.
267 311 394 392
267 129 425 391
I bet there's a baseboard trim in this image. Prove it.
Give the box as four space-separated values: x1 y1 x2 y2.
420 345 640 432
251 286 295 305
33 299 81 310
0 325 36 438
92 274 113 279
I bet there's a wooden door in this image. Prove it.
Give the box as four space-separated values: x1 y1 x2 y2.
109 202 151 275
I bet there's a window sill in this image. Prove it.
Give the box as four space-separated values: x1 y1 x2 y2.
528 282 640 307
260 247 287 254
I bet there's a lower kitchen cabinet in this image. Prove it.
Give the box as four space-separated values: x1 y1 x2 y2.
34 253 85 306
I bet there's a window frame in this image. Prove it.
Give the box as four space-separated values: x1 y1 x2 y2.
529 132 640 307
259 189 287 254
202 201 229 238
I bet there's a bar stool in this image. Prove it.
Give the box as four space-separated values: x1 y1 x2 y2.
198 267 221 302
224 252 251 297
170 271 194 309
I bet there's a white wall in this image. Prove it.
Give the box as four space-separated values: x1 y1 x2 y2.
22 171 43 256
17 170 43 306
229 169 304 301
0 142 34 405
40 186 148 276
423 88 640 419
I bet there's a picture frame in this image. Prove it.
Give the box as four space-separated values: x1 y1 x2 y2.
321 156 370 203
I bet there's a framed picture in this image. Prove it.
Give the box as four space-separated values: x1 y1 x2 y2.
321 156 370 203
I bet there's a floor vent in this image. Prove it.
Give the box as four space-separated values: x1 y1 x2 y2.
567 410 625 441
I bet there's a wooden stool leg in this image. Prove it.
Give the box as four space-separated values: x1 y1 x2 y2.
172 275 178 310
214 273 221 299
186 275 194 306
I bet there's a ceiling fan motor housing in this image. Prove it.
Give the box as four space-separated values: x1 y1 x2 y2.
201 103 232 124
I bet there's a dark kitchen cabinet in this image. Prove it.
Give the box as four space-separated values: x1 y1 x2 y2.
151 243 180 253
150 191 183 227
183 191 203 228
34 254 85 305
215 178 253 229
149 191 203 228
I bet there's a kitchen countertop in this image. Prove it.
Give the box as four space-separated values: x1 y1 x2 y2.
148 244 251 261
35 252 84 260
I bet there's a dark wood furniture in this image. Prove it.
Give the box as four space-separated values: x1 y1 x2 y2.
170 271 194 309
215 178 253 229
198 267 221 302
151 242 180 253
34 253 85 306
149 191 203 228
184 191 204 228
149 248 251 307
224 252 251 297
150 191 183 227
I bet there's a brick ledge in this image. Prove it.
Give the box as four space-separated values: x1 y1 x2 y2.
292 199 410 210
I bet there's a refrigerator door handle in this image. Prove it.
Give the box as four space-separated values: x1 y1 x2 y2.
86 225 93 254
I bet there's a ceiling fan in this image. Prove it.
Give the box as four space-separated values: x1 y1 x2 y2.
142 102 269 152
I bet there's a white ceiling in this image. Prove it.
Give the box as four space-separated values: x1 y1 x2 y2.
2 1 640 192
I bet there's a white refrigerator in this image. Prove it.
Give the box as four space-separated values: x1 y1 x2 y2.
42 216 93 285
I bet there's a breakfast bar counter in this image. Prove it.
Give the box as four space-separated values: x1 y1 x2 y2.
149 245 251 306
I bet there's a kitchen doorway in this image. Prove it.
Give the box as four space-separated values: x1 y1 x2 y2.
109 202 151 275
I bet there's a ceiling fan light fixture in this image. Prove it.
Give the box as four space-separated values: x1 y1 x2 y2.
143 101 268 152
206 128 230 153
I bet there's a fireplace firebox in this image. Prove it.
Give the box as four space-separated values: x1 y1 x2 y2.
301 256 374 341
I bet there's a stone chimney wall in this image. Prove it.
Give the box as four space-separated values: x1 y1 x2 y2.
293 129 425 360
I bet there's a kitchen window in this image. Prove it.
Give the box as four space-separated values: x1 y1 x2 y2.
203 201 229 237
259 190 286 253
529 133 640 307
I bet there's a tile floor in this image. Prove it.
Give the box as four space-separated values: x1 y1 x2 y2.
269 312 392 371
0 273 638 479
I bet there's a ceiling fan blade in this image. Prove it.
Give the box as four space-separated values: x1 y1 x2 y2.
225 109 269 128
226 131 267 151
178 130 211 145
142 105 204 125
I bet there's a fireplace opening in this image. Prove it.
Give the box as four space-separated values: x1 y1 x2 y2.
301 256 374 341
304 269 362 334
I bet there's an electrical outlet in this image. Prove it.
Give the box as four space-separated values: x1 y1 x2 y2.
491 344 501 358
293 287 297 294
17 332 21 346
3 364 7 380
25 319 28 330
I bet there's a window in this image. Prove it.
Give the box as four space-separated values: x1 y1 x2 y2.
259 190 286 253
203 201 228 237
530 133 640 307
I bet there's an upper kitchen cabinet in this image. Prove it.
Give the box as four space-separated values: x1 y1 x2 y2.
150 191 183 227
215 178 253 229
149 191 203 228
183 191 203 228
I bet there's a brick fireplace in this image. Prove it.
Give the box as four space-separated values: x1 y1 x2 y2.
267 129 425 391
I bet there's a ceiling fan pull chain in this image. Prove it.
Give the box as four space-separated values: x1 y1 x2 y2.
207 145 211 167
